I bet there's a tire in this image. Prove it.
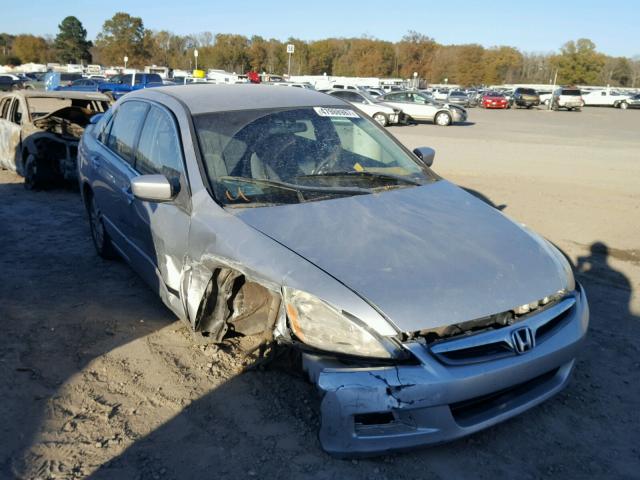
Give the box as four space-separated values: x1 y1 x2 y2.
434 112 452 126
87 193 117 259
620 101 628 110
372 113 388 127
23 153 53 190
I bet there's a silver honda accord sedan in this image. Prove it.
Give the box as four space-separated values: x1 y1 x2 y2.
78 84 588 456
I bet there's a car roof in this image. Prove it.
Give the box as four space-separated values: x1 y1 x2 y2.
127 84 345 115
1 90 111 101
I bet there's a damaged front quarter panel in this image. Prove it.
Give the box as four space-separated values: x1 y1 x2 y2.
181 255 282 345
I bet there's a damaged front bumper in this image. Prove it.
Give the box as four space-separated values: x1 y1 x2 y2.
303 285 588 456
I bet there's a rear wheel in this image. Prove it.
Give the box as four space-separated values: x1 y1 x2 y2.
88 194 117 259
372 112 388 127
434 112 452 126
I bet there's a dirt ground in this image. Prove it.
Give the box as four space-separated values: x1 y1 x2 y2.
1 106 639 479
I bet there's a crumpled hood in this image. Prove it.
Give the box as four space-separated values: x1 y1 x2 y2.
235 180 568 332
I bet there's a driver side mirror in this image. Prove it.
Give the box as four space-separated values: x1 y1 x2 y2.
413 147 435 167
131 174 179 202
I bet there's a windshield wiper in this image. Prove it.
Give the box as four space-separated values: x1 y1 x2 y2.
299 171 423 186
218 176 372 203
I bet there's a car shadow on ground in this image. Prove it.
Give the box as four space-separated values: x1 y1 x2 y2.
2 178 638 479
0 180 176 478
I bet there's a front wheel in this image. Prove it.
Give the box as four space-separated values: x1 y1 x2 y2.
372 113 388 127
619 101 629 110
88 194 117 259
434 112 452 126
23 153 53 190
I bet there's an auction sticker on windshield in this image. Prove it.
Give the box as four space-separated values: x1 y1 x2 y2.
314 107 360 118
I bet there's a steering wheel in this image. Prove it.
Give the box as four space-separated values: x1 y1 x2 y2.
311 144 342 175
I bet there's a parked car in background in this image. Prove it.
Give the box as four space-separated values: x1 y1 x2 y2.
512 88 540 108
379 90 467 125
55 78 104 92
481 91 509 109
366 88 385 97
447 90 471 107
0 74 26 91
58 73 84 87
615 93 640 109
326 89 401 126
581 89 630 107
275 82 316 90
432 88 449 101
539 90 553 105
551 87 584 111
0 91 111 188
502 90 514 106
78 84 587 457
98 73 164 99
330 84 360 91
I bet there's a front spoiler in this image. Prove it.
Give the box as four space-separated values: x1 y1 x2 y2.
303 285 589 456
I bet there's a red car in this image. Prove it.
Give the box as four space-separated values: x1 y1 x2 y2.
482 91 509 109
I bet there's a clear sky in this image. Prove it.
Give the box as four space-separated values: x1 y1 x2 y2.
1 0 638 58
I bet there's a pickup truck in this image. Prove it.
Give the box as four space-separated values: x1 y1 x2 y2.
98 73 164 99
581 89 631 107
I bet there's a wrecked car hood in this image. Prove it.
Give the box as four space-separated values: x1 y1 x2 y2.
234 180 569 333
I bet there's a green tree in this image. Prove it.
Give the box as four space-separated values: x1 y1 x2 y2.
0 33 14 57
248 35 268 71
454 44 486 86
551 39 605 85
483 46 523 84
396 31 437 79
11 35 49 63
95 12 147 67
54 16 92 64
307 39 341 75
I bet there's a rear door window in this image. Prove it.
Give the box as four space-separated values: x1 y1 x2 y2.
106 101 149 165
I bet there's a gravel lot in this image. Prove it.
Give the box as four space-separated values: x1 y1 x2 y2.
1 106 638 479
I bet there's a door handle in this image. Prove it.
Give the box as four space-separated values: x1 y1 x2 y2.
122 185 135 205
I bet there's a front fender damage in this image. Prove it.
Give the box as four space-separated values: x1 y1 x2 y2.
181 256 283 345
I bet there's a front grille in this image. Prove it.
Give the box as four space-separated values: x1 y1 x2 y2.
450 368 559 426
429 296 576 366
434 340 513 364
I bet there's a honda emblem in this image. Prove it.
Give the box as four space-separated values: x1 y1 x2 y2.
511 327 535 354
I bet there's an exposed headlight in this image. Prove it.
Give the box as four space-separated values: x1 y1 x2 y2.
283 287 398 359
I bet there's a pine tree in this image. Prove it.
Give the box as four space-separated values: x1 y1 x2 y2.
54 16 92 64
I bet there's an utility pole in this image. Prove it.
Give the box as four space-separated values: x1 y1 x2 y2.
548 69 558 110
286 44 295 78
